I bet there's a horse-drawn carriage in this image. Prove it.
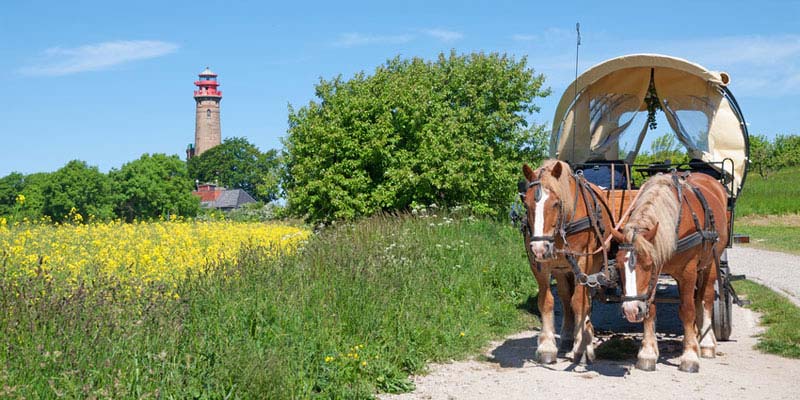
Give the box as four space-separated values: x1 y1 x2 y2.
516 54 750 372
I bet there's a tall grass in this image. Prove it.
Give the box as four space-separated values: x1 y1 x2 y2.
737 167 800 216
0 215 536 399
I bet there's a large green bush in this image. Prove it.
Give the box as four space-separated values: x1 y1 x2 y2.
283 51 550 223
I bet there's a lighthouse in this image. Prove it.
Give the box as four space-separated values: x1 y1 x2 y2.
188 67 223 159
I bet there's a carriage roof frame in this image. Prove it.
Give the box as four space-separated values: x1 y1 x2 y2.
549 53 750 197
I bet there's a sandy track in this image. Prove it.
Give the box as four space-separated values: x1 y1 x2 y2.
381 247 800 400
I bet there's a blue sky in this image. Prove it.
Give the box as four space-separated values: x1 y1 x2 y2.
2 0 799 176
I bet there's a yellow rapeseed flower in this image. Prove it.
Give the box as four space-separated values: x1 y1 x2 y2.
0 220 310 297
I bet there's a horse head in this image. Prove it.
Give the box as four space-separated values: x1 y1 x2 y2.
611 223 659 323
521 161 569 261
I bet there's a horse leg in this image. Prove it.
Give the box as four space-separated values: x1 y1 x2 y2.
676 266 701 373
636 302 659 371
568 281 595 364
533 268 558 364
698 264 718 358
554 270 576 352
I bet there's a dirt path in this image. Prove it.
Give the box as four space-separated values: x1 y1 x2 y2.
381 247 800 400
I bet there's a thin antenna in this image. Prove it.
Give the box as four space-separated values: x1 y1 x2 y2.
571 22 581 165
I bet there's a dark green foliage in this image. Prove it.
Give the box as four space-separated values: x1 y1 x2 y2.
42 160 114 221
0 172 50 221
110 153 200 221
0 215 536 398
187 137 281 203
283 51 550 223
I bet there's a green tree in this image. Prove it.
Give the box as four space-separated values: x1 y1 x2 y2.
0 172 52 220
749 134 776 178
42 160 114 222
110 153 200 221
283 51 550 223
0 172 25 217
187 137 280 202
773 134 800 169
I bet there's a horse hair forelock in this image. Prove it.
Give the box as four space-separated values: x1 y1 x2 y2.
624 174 681 268
538 160 576 221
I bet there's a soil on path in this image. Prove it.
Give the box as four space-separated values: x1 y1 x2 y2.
381 246 800 400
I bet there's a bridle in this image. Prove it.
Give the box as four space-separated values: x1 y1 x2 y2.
518 168 615 288
520 178 560 244
618 172 720 317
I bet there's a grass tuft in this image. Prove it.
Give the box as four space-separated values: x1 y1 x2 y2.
734 280 800 358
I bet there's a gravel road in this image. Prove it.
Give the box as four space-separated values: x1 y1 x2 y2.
380 246 800 400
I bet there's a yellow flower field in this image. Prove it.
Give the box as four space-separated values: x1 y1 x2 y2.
0 220 310 291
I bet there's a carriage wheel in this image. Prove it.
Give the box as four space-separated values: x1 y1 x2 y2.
712 255 733 341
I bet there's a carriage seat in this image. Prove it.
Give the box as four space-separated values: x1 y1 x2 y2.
575 160 631 190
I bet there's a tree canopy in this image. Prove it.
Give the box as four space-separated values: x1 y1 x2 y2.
42 160 115 222
283 51 550 223
187 137 280 203
110 153 200 221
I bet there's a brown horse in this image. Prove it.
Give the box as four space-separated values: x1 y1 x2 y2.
610 172 729 373
521 160 616 364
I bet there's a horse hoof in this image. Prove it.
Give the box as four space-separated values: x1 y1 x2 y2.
538 351 557 364
700 348 716 359
635 358 656 371
679 361 699 373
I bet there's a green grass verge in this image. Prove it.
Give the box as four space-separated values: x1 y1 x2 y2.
737 167 800 216
733 280 800 358
735 223 800 255
0 215 536 399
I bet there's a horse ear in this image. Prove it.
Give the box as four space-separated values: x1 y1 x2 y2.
523 164 535 182
642 222 659 243
551 162 563 179
610 227 626 243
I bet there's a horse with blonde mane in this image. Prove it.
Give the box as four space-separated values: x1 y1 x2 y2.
520 160 616 364
610 172 729 373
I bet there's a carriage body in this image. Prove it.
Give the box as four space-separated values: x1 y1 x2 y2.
549 54 750 339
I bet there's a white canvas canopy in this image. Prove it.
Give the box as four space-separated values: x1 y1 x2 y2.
551 54 749 196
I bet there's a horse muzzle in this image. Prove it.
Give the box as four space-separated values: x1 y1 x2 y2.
622 300 647 323
530 240 555 260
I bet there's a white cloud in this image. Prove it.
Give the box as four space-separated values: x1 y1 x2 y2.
20 40 178 76
334 33 414 48
421 29 463 43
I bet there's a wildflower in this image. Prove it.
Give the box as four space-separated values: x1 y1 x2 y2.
460 332 465 337
361 361 367 367
15 194 25 206
324 356 334 363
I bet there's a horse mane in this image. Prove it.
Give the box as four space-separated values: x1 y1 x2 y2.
538 159 576 220
624 174 680 268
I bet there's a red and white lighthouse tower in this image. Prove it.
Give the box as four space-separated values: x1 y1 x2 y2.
187 67 223 159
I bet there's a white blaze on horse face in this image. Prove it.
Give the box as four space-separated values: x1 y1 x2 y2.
624 250 638 298
533 188 550 239
529 188 551 257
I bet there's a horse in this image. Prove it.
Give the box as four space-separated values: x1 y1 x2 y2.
520 160 616 364
609 172 729 373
